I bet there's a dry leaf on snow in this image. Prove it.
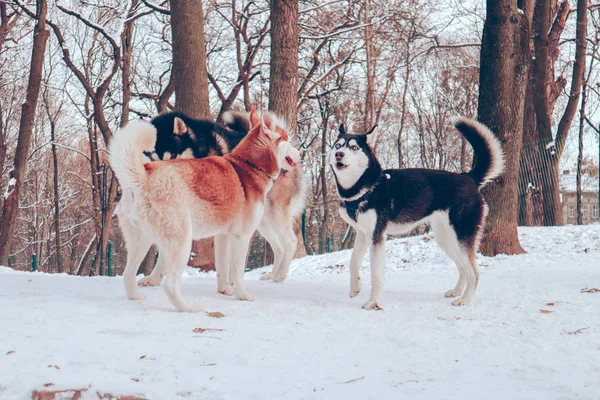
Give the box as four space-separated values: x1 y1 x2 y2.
566 327 590 335
581 287 600 293
193 328 224 333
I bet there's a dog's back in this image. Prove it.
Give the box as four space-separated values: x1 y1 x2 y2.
148 112 248 160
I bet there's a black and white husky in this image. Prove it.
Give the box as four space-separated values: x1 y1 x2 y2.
329 118 504 310
134 111 305 289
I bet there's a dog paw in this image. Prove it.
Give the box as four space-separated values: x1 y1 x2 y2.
218 286 233 296
349 284 361 298
236 292 256 301
138 276 163 287
259 273 272 281
444 288 463 298
180 303 204 313
127 291 146 301
451 297 472 307
362 300 383 311
270 273 287 283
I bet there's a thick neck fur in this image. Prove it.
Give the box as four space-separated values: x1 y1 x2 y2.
336 158 382 199
229 126 280 180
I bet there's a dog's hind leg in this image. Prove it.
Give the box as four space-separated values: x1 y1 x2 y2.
454 248 480 306
162 223 203 312
215 234 233 295
257 217 285 282
228 233 256 301
349 232 368 298
119 217 152 301
138 250 166 287
430 211 469 300
269 223 297 283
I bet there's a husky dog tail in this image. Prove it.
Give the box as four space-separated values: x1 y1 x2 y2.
452 117 505 187
222 110 251 133
109 120 157 189
222 110 285 135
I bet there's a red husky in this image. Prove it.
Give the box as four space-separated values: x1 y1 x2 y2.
109 110 301 312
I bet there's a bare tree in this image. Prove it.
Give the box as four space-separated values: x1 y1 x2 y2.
0 0 49 266
477 0 532 256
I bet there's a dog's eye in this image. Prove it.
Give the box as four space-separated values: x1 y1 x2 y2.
334 143 342 149
350 145 359 151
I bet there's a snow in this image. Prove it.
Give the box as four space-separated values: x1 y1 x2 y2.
560 172 599 192
1 225 600 399
3 177 16 199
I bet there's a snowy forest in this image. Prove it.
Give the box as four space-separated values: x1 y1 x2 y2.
1 0 600 275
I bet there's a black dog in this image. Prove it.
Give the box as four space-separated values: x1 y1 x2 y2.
144 111 248 161
329 118 504 310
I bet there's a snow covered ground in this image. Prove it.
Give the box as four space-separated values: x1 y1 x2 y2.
1 225 599 400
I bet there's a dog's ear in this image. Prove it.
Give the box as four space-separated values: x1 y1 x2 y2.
366 124 378 147
173 117 188 135
338 123 346 136
249 108 260 130
261 111 277 131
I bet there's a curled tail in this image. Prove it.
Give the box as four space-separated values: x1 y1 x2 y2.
222 110 287 135
222 110 251 133
452 117 505 187
108 120 157 189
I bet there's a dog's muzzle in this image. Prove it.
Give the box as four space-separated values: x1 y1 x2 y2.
335 152 347 169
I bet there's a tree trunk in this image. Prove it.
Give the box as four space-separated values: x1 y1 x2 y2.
576 98 584 226
318 99 331 254
477 0 530 256
0 103 6 192
363 0 375 131
397 61 410 169
518 71 539 226
269 0 306 259
576 32 593 225
0 0 49 266
547 0 587 225
120 0 138 127
50 111 63 273
531 0 562 226
170 0 214 269
518 0 569 227
170 0 211 119
269 0 299 134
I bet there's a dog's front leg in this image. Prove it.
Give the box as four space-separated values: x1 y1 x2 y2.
363 240 385 310
214 235 233 295
349 231 368 298
228 234 256 301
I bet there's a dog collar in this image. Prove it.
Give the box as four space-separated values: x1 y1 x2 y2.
343 190 372 221
244 159 277 181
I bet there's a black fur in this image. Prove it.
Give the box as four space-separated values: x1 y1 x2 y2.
147 111 248 159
